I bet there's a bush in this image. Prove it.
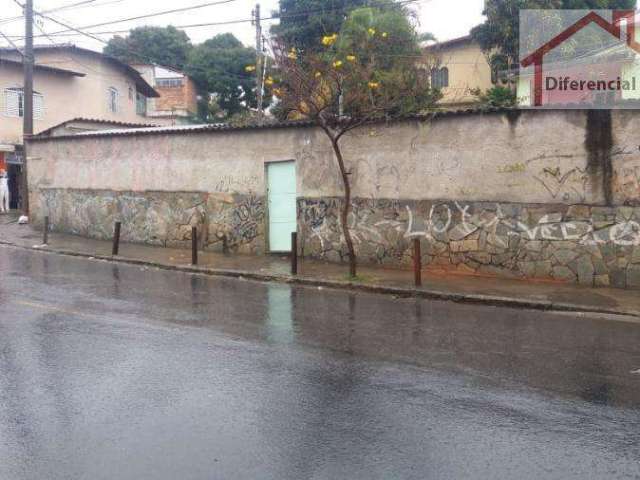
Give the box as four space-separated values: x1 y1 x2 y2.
471 86 517 108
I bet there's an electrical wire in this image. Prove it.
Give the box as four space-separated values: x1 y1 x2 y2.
8 0 428 40
38 0 240 36
2 0 437 92
0 0 108 27
0 29 24 56
32 16 134 82
25 9 258 83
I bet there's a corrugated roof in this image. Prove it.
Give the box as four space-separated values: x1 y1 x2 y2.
0 44 158 98
423 35 475 51
28 107 518 142
36 117 160 137
0 57 85 77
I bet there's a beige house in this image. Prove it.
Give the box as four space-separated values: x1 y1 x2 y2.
0 44 158 209
0 45 158 147
423 35 494 106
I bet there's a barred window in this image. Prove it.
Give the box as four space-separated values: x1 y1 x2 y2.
136 92 147 116
108 87 119 113
4 88 44 119
431 67 449 89
156 78 183 88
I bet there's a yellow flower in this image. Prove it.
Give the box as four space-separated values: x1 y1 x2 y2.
321 33 338 46
245 65 256 72
265 76 274 86
333 60 343 68
315 71 322 78
272 88 282 96
382 32 388 38
368 81 380 89
368 28 376 36
346 55 356 62
287 51 298 60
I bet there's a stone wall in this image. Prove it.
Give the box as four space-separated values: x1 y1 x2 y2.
40 188 266 254
26 109 640 289
298 198 640 288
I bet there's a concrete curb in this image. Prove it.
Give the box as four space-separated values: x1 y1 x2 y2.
2 239 639 320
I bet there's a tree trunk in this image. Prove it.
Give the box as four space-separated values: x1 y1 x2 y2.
330 137 357 278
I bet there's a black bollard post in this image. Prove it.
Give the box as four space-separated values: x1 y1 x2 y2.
192 226 198 265
291 232 298 275
413 238 422 287
112 221 121 256
222 234 229 254
43 216 49 245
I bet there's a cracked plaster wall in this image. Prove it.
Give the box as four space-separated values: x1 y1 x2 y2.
26 110 640 287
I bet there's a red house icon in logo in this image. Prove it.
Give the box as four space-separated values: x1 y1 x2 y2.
520 10 640 106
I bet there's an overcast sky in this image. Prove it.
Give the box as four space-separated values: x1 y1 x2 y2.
0 0 485 51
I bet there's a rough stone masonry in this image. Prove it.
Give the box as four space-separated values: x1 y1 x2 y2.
26 109 640 289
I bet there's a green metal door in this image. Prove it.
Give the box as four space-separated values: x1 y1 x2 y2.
267 161 297 252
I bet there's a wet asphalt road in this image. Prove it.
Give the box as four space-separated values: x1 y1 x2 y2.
1 246 640 479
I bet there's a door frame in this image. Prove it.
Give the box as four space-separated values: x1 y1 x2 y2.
264 159 297 254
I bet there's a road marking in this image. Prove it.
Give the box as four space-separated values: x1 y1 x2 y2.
15 300 94 319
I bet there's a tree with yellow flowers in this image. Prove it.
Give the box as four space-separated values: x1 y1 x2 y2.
268 6 440 278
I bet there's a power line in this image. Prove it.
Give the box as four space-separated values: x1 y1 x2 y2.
0 29 24 56
39 0 240 36
0 0 107 27
15 1 116 47
31 11 132 82
9 0 430 40
12 17 261 40
43 0 102 14
2 0 437 84
2 0 435 100
23 4 258 83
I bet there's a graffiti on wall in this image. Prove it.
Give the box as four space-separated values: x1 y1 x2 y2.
214 174 260 193
301 198 406 254
299 197 640 286
301 198 640 252
403 202 640 247
231 195 265 244
207 194 265 252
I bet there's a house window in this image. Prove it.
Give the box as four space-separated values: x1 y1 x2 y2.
156 78 183 88
431 67 449 89
108 87 119 113
4 88 44 119
136 92 147 116
128 85 134 101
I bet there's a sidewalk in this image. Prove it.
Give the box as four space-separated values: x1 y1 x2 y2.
1 217 639 319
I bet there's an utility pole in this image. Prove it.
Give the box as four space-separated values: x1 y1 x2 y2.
252 3 263 119
22 0 34 217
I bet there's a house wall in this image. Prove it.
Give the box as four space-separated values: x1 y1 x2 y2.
26 109 640 289
0 63 77 145
0 50 151 145
131 64 198 125
424 41 494 105
154 77 198 116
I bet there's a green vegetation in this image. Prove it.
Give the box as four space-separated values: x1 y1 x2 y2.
270 5 440 278
471 86 518 107
104 26 192 69
472 0 637 68
186 33 270 119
